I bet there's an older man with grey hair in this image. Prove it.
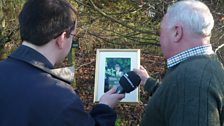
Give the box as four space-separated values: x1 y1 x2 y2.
134 0 224 126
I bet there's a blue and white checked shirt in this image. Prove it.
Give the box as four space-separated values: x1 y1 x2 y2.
167 44 214 68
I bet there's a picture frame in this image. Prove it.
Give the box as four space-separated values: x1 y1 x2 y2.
94 49 140 103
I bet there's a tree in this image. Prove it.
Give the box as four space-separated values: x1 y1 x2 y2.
0 0 24 59
73 0 224 62
0 0 223 125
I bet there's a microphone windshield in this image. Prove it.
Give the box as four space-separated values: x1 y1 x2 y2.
119 71 141 93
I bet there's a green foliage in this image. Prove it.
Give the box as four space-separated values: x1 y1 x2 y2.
106 58 131 74
115 118 122 126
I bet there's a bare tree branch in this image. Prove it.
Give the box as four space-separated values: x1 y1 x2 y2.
215 43 224 53
75 60 95 71
88 0 157 35
87 31 160 46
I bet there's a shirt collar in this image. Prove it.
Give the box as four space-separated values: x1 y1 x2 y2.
167 44 214 68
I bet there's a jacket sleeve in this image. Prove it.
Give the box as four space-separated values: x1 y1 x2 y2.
90 104 116 126
144 77 160 96
51 98 116 126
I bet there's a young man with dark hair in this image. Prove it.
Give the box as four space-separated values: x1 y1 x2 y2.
0 0 124 125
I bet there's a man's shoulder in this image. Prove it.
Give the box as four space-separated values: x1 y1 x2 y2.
0 57 34 72
0 57 78 102
174 54 221 73
27 72 81 113
0 58 26 77
167 54 224 86
0 58 14 67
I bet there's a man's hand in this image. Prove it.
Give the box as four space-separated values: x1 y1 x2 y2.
99 87 125 108
133 66 150 86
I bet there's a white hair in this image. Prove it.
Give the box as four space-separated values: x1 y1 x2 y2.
166 0 214 36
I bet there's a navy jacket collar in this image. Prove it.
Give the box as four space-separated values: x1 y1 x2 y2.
9 45 54 69
8 45 73 84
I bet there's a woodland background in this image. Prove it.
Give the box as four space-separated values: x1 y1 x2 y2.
0 0 223 126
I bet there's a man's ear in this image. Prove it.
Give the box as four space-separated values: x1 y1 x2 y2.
173 24 183 43
55 32 67 49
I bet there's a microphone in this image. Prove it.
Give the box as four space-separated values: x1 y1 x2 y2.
116 71 141 94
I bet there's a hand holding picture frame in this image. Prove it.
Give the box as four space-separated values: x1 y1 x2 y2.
94 49 140 103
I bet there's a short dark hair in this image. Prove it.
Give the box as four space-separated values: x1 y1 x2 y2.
19 0 78 46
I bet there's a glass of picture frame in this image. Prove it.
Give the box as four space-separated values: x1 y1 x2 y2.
94 49 140 103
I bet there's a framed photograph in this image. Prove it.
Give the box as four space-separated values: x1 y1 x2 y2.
94 49 140 103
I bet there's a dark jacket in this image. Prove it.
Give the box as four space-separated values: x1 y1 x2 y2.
141 55 224 126
0 45 116 126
